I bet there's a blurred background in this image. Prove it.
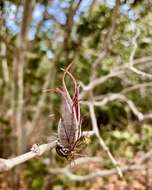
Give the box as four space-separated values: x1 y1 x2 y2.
0 0 152 189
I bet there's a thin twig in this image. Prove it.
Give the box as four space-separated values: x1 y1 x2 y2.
88 101 123 178
80 70 124 99
81 94 152 121
129 28 152 79
50 164 152 181
122 82 152 93
80 56 152 99
49 149 152 181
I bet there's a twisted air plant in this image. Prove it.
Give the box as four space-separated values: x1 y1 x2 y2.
48 64 81 160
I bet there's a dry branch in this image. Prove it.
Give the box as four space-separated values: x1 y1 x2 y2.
0 141 57 172
129 28 152 79
80 56 152 99
0 131 94 172
49 149 152 181
122 82 152 93
50 164 151 181
81 93 152 121
88 101 123 178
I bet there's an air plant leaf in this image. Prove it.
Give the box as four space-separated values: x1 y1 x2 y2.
47 64 81 159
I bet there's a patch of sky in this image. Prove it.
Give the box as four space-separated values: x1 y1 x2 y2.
128 10 138 20
28 4 45 40
5 20 20 33
105 0 115 8
105 0 137 20
60 1 70 9
32 3 45 24
74 0 93 22
28 27 37 41
4 1 20 34
120 4 130 14
39 41 54 59
47 1 66 24
46 50 54 59
41 20 54 32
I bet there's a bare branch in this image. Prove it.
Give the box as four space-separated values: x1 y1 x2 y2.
49 149 152 181
81 94 152 121
20 0 34 43
129 28 152 79
64 0 83 60
1 42 9 83
122 82 152 93
80 56 152 99
12 0 35 153
130 66 152 79
137 149 152 164
80 70 124 99
0 131 93 172
65 157 102 169
82 130 95 137
88 101 123 178
50 164 152 181
0 141 57 172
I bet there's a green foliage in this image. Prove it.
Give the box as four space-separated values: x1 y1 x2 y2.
77 5 112 37
25 160 47 190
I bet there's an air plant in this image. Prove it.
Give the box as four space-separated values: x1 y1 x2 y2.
47 64 82 160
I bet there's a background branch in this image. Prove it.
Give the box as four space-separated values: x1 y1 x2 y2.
49 149 152 181
12 0 34 154
129 28 152 79
88 101 123 178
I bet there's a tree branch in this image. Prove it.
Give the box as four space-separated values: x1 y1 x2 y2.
0 141 57 172
50 164 152 181
81 93 152 121
129 28 152 79
88 101 123 178
64 0 82 60
13 0 35 153
79 56 152 99
0 131 94 172
49 149 152 181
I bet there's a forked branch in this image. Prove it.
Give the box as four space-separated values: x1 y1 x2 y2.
88 101 123 178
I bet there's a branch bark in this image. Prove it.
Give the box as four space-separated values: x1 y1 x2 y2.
50 163 152 181
81 93 152 121
64 0 82 61
88 101 123 178
0 141 57 172
12 0 34 154
129 28 152 79
80 56 152 99
0 131 94 172
49 149 152 181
